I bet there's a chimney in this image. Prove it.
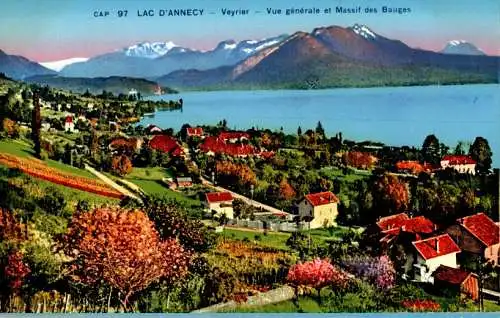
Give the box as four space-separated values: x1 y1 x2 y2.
436 237 440 253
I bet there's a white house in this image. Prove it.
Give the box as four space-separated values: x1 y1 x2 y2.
440 155 476 175
205 192 234 219
296 191 339 229
412 234 461 283
64 115 74 132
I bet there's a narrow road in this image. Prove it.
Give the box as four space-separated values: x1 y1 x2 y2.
200 176 291 216
84 165 141 201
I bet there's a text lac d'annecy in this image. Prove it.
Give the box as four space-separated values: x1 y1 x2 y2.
137 9 204 17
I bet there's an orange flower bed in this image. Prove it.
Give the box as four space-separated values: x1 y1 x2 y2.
0 153 124 199
401 299 441 312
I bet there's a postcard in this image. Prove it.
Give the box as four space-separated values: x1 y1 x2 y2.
0 0 499 314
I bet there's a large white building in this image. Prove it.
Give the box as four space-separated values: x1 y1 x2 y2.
440 155 476 174
412 234 461 283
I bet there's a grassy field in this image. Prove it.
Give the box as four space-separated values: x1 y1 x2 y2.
320 166 369 182
124 166 202 207
221 228 291 250
126 166 173 180
221 296 321 313
220 225 362 251
0 139 94 178
222 295 500 313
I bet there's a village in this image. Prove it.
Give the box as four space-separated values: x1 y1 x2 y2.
0 79 499 313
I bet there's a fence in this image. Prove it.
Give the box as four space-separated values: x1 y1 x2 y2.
226 219 309 232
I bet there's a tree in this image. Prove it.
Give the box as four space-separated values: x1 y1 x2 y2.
31 92 42 158
279 178 296 200
287 259 349 303
2 118 19 138
315 121 325 139
140 197 216 253
62 207 190 311
342 255 395 290
421 134 441 165
286 232 311 261
453 141 468 155
111 155 133 176
469 137 492 174
297 126 302 136
372 175 409 216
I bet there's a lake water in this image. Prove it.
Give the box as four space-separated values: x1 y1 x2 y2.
140 84 500 166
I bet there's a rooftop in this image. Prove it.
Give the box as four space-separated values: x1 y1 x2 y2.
412 234 461 260
433 265 475 285
305 192 339 207
442 155 476 165
206 191 233 203
458 212 500 247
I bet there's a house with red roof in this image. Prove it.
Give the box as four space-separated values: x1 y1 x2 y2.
371 213 436 249
412 234 461 283
219 131 250 143
64 115 74 132
199 136 256 157
396 161 435 175
205 191 234 219
186 127 204 138
146 124 163 135
446 212 500 266
440 155 476 175
296 191 339 228
109 137 143 153
149 135 184 157
432 265 479 301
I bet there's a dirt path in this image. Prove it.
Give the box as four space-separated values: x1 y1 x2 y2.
200 176 291 216
84 165 140 200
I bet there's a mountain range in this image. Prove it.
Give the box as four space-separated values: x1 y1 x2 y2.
0 49 55 79
58 35 289 78
1 24 498 91
157 24 499 89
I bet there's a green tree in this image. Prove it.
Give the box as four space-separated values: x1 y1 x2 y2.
469 137 492 174
31 92 41 158
421 134 441 165
315 121 325 139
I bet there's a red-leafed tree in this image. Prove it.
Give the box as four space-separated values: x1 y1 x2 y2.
4 251 31 292
287 258 349 302
216 161 257 188
62 207 190 311
373 174 409 215
279 178 296 200
343 151 377 170
0 208 25 241
111 155 133 176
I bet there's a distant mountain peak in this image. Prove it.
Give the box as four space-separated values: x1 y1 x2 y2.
441 40 485 56
40 57 89 72
351 24 377 39
448 40 467 46
124 41 178 58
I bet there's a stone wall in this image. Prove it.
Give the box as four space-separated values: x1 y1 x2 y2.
192 285 295 313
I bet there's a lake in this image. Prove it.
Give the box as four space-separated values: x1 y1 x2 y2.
140 84 500 166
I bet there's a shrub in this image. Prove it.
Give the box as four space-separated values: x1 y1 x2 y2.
111 155 132 176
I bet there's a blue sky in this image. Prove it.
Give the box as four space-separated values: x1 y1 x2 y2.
0 0 499 61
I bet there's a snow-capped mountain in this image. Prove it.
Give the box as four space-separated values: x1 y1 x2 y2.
350 24 377 40
40 57 89 72
123 41 178 58
441 40 485 55
60 35 288 78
